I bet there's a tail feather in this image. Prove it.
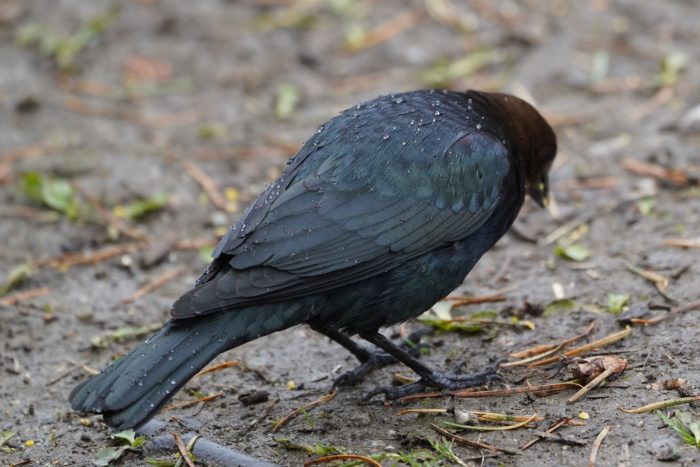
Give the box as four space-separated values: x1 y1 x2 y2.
70 304 304 429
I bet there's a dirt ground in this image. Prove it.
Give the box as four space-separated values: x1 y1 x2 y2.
1 0 699 466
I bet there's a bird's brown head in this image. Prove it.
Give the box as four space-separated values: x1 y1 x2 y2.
466 90 557 207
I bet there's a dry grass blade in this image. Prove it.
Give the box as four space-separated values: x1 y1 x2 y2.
395 408 543 424
344 9 424 52
182 160 229 212
0 287 50 305
664 238 700 249
120 267 185 304
587 425 611 467
568 356 628 403
195 360 239 377
395 408 447 416
175 237 218 251
569 368 615 403
442 413 539 432
502 343 566 367
509 321 597 360
619 395 700 414
430 423 516 454
304 454 381 467
165 392 224 411
271 390 336 433
528 327 632 367
626 264 673 300
543 196 645 245
172 432 195 467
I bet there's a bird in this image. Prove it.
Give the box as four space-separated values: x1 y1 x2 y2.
70 89 557 430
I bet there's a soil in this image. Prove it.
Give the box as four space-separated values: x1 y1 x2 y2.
1 1 699 466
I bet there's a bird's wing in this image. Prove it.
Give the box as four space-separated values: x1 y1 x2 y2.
172 131 510 318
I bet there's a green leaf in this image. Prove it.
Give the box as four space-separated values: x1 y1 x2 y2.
0 430 15 448
543 299 576 316
421 49 505 87
274 83 301 120
656 410 700 448
15 22 45 46
113 429 145 447
636 198 655 216
198 245 214 264
22 171 80 219
0 262 34 297
554 244 591 262
145 459 177 467
606 293 629 314
94 446 129 466
113 193 168 220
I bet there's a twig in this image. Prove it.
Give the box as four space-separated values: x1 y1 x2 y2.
35 237 213 271
1 287 51 306
587 425 611 467
619 395 700 414
195 360 239 377
635 299 700 325
249 398 279 429
527 327 632 367
172 432 195 467
46 363 81 386
553 177 619 191
446 293 506 306
120 266 185 304
430 423 516 454
182 160 229 212
165 392 224 411
304 454 381 467
449 381 581 398
36 242 142 269
621 158 692 186
521 418 583 450
270 390 336 433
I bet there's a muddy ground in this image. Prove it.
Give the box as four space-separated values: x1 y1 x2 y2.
1 0 700 466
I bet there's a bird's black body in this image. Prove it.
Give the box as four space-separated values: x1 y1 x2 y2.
70 90 557 429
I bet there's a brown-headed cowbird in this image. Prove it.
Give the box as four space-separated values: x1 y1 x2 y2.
70 89 557 429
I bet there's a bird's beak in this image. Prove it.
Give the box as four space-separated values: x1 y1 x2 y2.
529 176 549 208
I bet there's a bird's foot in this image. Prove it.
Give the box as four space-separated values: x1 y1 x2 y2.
333 333 428 388
363 361 504 401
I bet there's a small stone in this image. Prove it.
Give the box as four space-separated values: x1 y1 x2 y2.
651 438 680 461
454 408 477 425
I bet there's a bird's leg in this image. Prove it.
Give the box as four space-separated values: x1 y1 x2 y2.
312 326 426 387
360 332 503 400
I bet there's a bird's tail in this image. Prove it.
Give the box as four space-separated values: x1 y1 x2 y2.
69 304 305 429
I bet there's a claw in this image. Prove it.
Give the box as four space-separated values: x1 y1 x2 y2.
365 363 503 401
